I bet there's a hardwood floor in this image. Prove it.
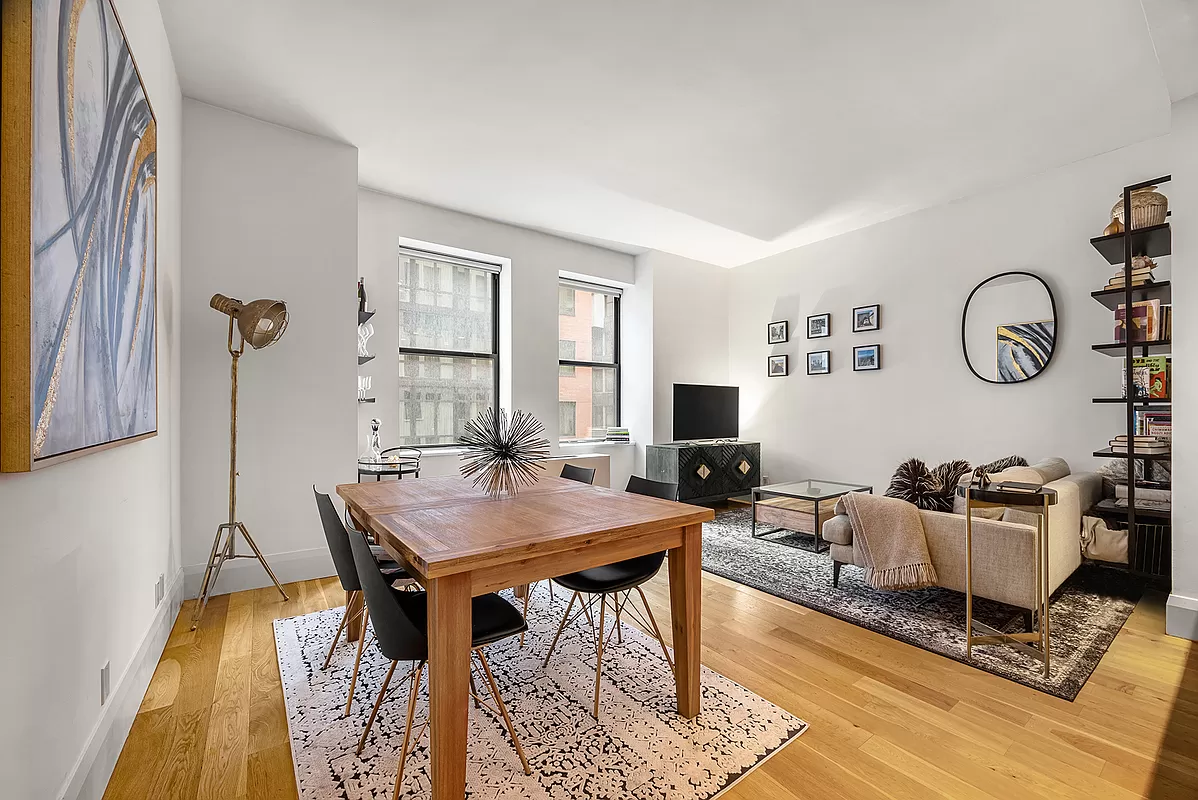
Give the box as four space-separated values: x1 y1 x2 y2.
104 571 1197 800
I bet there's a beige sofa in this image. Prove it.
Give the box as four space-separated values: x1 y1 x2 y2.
822 458 1102 612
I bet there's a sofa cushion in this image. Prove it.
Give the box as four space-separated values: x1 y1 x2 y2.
1027 457 1071 484
822 514 854 546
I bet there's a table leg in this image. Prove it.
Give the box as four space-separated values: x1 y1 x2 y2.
965 499 973 662
428 572 471 800
668 523 702 719
811 498 822 552
345 590 365 642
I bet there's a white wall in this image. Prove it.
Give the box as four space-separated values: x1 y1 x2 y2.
726 136 1170 495
640 251 732 447
0 2 183 798
356 189 638 488
180 101 358 595
1168 95 1197 639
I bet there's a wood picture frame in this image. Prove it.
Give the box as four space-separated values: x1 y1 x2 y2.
1 0 158 472
853 344 882 371
767 354 789 377
807 350 831 375
806 313 831 339
852 304 881 333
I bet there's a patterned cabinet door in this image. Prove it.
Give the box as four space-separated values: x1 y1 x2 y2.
676 446 719 501
721 443 761 491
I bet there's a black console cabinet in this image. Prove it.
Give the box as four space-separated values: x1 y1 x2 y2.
646 441 761 504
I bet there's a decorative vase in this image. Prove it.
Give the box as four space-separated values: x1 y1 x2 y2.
1111 186 1168 229
1103 218 1123 237
360 418 383 463
458 408 550 498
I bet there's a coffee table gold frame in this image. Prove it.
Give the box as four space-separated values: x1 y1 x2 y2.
961 485 1057 677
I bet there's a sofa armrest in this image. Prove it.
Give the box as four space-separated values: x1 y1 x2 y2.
822 514 854 546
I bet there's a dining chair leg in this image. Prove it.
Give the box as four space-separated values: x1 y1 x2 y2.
542 590 579 667
323 601 351 670
357 659 399 755
476 649 532 776
614 591 624 644
345 607 371 716
636 586 675 673
470 667 481 709
392 661 425 800
594 593 608 719
519 583 533 648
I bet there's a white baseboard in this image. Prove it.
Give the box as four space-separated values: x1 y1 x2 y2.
183 546 334 599
59 568 184 800
1166 593 1198 641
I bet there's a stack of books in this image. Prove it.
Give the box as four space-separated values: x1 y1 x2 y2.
604 426 631 443
1115 300 1171 342
1113 483 1171 512
1122 355 1171 399
1108 434 1170 455
1135 408 1172 440
1104 256 1157 289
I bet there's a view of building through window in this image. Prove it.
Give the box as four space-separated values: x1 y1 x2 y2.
396 253 498 446
558 282 619 439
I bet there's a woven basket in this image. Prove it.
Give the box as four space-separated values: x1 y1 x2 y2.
1111 186 1168 229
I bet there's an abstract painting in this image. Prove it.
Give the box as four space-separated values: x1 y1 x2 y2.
996 321 1055 383
1 0 157 470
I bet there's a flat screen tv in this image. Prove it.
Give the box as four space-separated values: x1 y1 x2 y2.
672 384 739 442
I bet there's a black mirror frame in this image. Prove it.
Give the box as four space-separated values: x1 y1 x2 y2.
961 270 1058 385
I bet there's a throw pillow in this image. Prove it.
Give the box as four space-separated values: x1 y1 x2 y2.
978 455 1029 474
885 458 944 511
926 459 971 513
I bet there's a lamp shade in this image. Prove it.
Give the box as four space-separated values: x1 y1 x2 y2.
210 294 289 349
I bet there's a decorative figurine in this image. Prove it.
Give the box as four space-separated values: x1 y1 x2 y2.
458 408 550 498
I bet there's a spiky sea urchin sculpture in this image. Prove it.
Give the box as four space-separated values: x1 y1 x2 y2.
458 408 551 498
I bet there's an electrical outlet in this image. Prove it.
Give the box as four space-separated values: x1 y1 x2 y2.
155 573 165 606
762 474 770 485
100 661 111 706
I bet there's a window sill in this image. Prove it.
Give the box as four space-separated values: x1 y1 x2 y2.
559 439 636 447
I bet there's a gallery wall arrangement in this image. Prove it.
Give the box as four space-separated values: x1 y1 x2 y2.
767 303 882 377
1 0 158 472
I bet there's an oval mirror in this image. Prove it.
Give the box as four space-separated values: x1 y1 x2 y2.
961 271 1057 384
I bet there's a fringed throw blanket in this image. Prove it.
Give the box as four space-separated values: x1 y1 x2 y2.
836 492 938 590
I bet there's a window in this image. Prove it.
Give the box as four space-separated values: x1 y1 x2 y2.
558 280 620 440
397 249 499 446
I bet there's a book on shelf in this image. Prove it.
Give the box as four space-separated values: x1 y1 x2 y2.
1108 443 1170 454
1114 484 1171 502
1122 355 1170 399
1114 300 1166 342
1111 497 1172 512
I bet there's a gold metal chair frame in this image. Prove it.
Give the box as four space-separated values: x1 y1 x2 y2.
964 492 1052 677
542 587 674 718
353 647 532 800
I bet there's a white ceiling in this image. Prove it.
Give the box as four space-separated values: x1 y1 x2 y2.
161 1 1193 267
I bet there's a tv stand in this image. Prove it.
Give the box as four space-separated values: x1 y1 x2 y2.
647 441 761 505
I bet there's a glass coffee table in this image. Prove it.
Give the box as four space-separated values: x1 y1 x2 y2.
751 479 873 553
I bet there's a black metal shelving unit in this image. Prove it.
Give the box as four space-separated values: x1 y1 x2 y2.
1089 176 1172 580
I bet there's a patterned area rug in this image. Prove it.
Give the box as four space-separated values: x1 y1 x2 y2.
703 508 1143 700
274 587 807 799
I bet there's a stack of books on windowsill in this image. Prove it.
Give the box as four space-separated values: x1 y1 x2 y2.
604 427 631 443
1104 256 1157 289
1108 434 1170 455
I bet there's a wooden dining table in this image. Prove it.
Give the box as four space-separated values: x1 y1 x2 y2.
337 474 714 800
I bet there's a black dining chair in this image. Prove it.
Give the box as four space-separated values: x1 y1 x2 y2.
558 462 596 485
347 527 533 795
313 487 414 715
542 475 679 718
516 461 597 645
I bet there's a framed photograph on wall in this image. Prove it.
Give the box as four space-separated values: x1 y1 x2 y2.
853 344 882 371
767 354 789 377
767 320 789 344
852 304 881 333
0 0 158 472
807 350 831 375
807 313 831 339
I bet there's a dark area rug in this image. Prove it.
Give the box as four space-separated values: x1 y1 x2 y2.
702 508 1143 700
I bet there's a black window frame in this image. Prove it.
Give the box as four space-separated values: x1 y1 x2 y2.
396 250 501 449
557 280 620 441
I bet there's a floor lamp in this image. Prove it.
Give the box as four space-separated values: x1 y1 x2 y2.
192 293 291 629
